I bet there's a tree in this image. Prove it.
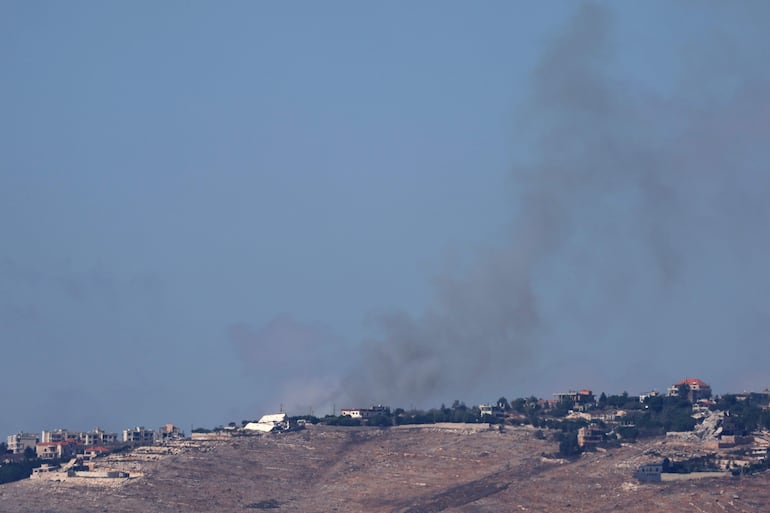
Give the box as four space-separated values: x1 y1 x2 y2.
551 397 574 418
23 447 35 460
598 392 607 409
367 415 392 427
497 397 511 411
511 398 527 413
606 392 630 409
324 415 361 427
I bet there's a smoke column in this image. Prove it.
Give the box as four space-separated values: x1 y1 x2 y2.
342 2 770 406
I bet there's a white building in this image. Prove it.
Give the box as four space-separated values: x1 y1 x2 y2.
479 404 505 418
81 427 119 446
122 426 155 445
41 429 71 444
244 413 288 433
340 405 389 419
7 432 38 454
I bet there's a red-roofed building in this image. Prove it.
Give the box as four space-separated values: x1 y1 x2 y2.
668 378 712 402
80 445 111 458
36 441 78 460
553 389 596 411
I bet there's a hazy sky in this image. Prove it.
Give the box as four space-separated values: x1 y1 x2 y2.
2 1 769 436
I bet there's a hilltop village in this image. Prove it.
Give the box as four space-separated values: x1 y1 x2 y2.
4 377 770 486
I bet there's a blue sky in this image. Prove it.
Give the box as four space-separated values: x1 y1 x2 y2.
2 1 769 435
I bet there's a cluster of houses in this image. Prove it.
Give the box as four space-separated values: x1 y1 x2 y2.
541 378 770 479
7 376 770 483
470 378 770 461
5 424 185 462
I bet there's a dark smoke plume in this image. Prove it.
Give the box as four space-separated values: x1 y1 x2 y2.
341 2 770 406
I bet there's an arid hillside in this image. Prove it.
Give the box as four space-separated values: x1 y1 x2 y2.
2 424 769 513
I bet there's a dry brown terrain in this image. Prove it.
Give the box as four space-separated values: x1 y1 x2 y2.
2 424 769 513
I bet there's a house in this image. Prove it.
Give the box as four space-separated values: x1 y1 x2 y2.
577 425 604 447
42 428 118 446
340 405 389 419
553 390 595 411
591 409 632 427
122 426 155 445
41 429 71 443
668 378 712 402
157 424 185 442
479 404 505 418
79 445 111 458
635 462 663 482
80 428 119 446
36 441 78 460
31 464 63 478
6 432 38 454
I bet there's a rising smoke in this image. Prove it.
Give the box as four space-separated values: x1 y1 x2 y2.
232 2 770 412
341 2 770 406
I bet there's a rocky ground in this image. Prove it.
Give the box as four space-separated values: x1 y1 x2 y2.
1 424 769 513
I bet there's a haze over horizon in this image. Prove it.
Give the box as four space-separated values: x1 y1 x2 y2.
3 1 770 436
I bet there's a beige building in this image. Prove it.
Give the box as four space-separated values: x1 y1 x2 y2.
81 427 119 445
122 426 155 445
41 429 71 444
6 433 38 454
157 424 184 442
36 441 76 460
577 425 604 447
668 378 712 402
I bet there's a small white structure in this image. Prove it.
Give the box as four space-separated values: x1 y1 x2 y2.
244 413 288 433
479 404 505 418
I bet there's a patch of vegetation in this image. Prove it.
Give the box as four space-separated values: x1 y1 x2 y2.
288 415 320 425
391 401 487 425
713 394 770 435
0 452 44 485
366 414 392 427
323 415 362 427
556 431 583 458
625 395 696 437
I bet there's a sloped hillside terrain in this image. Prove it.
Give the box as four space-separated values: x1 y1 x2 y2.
1 424 769 513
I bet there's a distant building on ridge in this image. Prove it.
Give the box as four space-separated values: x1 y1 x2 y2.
668 378 712 402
